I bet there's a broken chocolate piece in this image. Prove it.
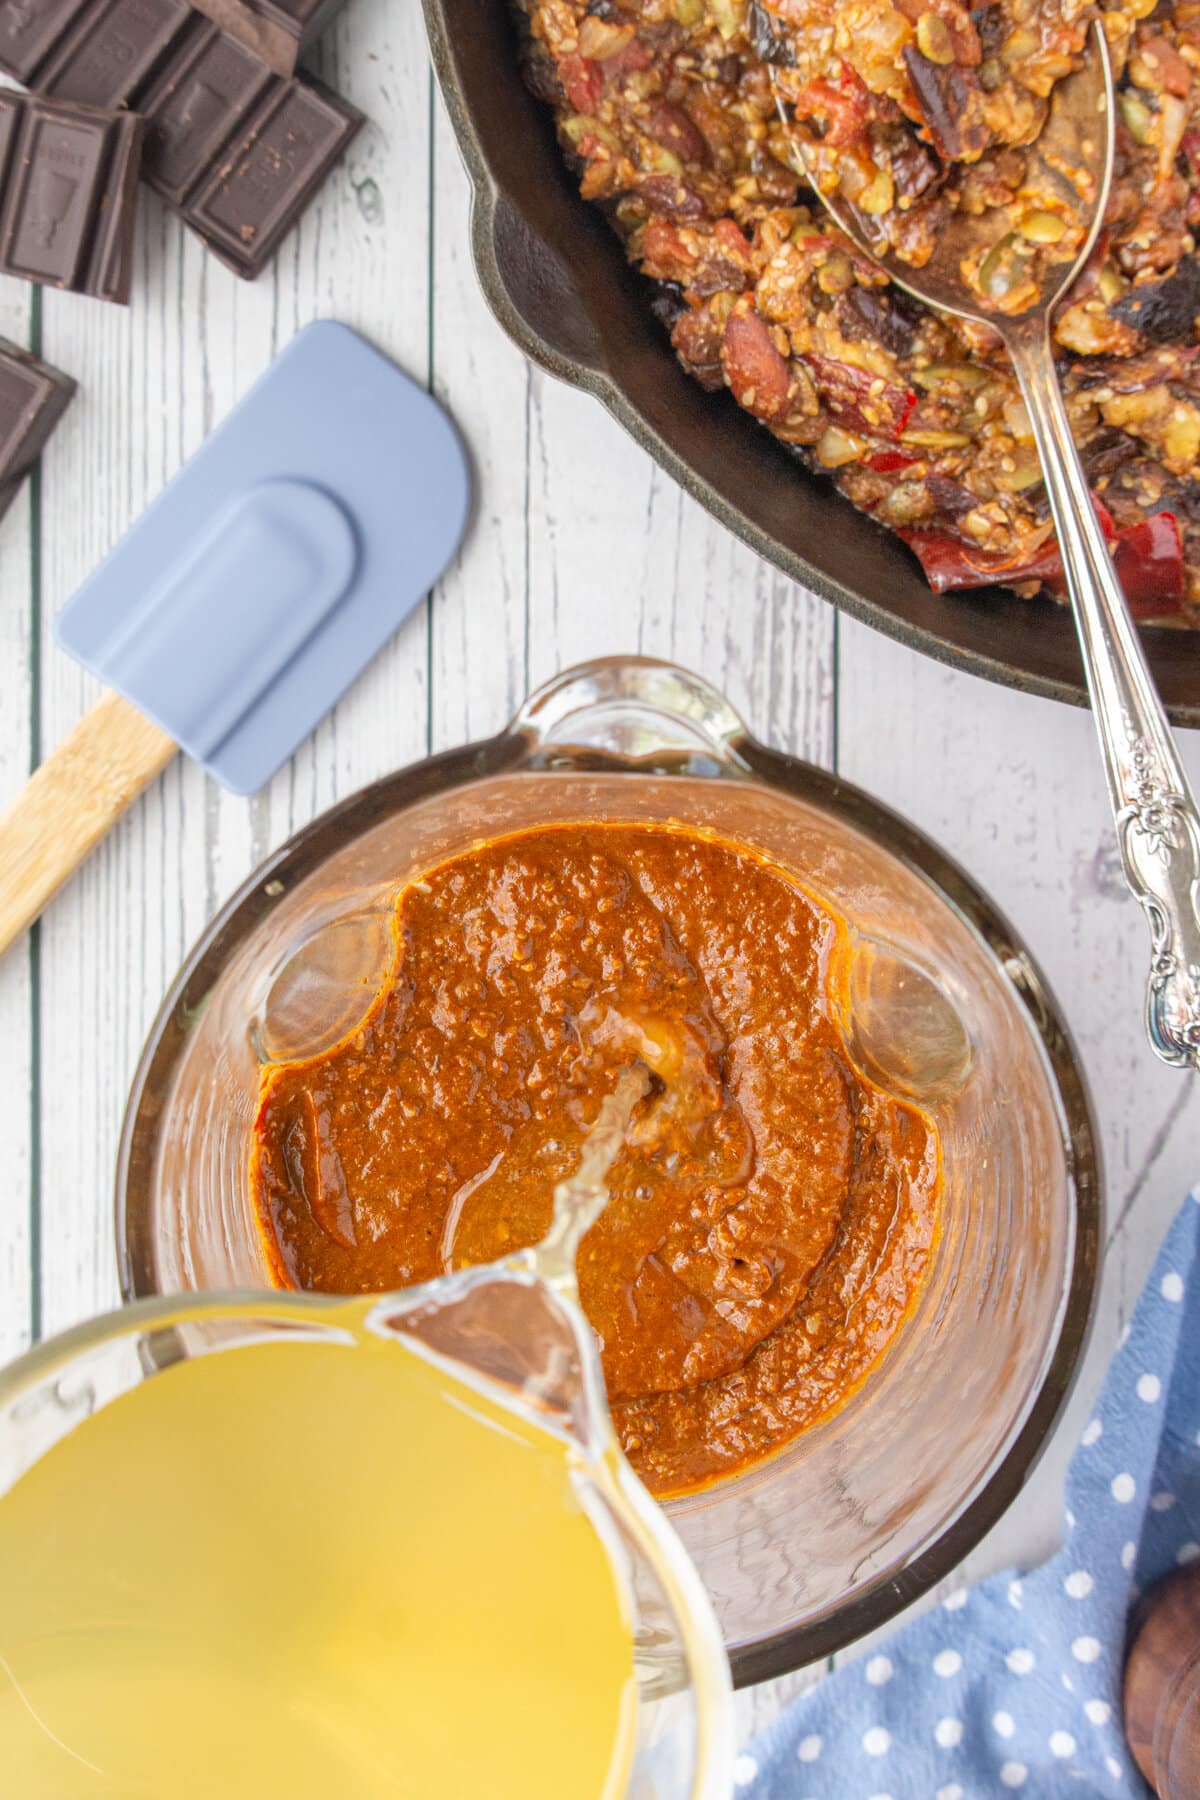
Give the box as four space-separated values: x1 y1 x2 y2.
0 0 90 83
0 93 143 301
185 0 349 77
0 0 363 286
139 17 273 202
184 0 296 75
0 336 76 481
183 76 362 278
37 0 191 108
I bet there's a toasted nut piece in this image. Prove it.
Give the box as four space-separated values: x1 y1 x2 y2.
1003 395 1035 443
578 16 635 57
978 236 1015 298
1002 25 1039 61
881 480 931 523
817 250 855 293
816 425 868 465
915 11 954 62
857 168 895 214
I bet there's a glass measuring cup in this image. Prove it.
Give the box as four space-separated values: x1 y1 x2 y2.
118 655 1101 1681
0 1091 735 1797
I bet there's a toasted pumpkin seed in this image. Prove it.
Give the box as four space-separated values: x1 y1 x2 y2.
561 114 620 152
1098 262 1128 303
913 363 991 390
1118 90 1153 142
901 429 974 447
978 236 1016 299
993 453 1043 492
1017 210 1067 244
643 142 683 175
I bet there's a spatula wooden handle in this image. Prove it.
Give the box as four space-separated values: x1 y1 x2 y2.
0 691 177 957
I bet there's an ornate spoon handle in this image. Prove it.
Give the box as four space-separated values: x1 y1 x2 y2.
1005 314 1200 1068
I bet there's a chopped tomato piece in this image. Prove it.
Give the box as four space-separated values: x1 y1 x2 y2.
1047 513 1185 617
641 217 696 276
864 450 919 474
1138 35 1191 97
605 36 653 76
789 78 871 149
713 218 755 268
898 507 1184 616
805 354 917 437
558 51 602 113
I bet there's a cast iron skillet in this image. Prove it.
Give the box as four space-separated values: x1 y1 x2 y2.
423 0 1200 725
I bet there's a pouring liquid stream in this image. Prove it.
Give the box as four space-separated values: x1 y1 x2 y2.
0 1066 659 1800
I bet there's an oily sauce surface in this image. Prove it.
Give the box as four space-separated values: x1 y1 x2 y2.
252 823 941 1495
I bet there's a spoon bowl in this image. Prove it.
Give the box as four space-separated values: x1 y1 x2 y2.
775 26 1115 328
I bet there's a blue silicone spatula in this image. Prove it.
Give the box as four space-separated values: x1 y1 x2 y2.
0 321 470 957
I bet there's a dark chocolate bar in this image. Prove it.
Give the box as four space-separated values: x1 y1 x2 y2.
183 77 362 278
183 0 297 76
139 16 272 202
0 0 361 285
0 92 142 300
0 477 26 526
0 0 90 84
237 0 349 63
37 0 192 109
0 334 76 524
184 0 348 77
0 335 75 480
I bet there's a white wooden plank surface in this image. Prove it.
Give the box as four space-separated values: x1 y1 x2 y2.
0 0 1196 1753
0 287 35 1363
839 632 1200 1570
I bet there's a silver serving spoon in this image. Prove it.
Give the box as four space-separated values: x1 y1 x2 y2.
776 24 1200 1068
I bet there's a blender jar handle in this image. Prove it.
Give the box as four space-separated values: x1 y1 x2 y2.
512 657 751 770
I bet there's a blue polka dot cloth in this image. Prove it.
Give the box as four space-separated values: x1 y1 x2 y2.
735 1192 1200 1799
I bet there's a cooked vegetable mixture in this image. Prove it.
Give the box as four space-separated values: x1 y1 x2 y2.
518 0 1200 614
252 823 941 1496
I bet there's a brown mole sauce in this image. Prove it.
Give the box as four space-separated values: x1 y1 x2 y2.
251 822 941 1496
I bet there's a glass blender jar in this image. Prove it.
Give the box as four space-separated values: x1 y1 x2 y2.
117 656 1100 1683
